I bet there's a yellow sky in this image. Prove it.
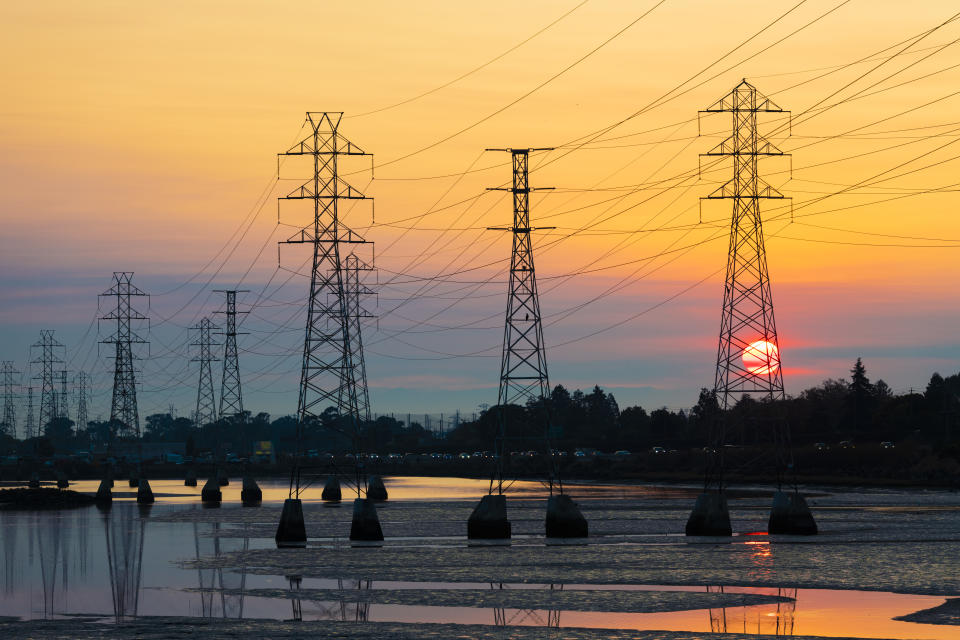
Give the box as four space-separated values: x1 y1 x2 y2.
3 0 960 412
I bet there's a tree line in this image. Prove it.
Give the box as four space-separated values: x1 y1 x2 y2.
3 359 959 460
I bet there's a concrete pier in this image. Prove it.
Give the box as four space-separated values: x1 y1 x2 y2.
349 498 384 542
55 471 69 489
367 475 388 501
768 490 818 535
685 491 733 536
184 467 197 487
136 478 155 504
217 467 229 486
127 466 139 488
545 494 588 538
241 474 262 505
28 472 40 488
321 475 341 502
468 494 511 540
95 477 112 506
201 476 222 503
275 498 307 548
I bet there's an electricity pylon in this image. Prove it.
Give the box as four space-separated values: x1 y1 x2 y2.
1 362 19 438
343 253 374 423
278 112 372 498
99 272 149 437
701 80 788 411
486 148 555 496
74 372 89 432
31 330 65 432
59 370 70 421
689 81 815 537
25 386 35 440
488 148 554 410
214 291 247 420
191 317 220 427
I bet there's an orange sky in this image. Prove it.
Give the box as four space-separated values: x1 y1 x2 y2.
2 0 960 418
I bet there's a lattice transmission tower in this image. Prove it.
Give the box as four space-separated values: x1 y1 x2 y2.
1 361 19 438
74 372 89 431
215 291 247 420
343 253 374 423
488 148 554 407
701 80 788 411
25 386 35 440
31 330 65 432
191 317 220 427
99 272 149 436
59 370 69 421
487 148 555 494
278 112 373 497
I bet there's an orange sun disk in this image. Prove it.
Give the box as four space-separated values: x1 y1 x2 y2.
742 340 779 375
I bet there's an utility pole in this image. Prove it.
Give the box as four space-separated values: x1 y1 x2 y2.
30 330 65 433
214 291 247 421
191 317 220 427
74 372 89 433
278 112 373 499
99 272 149 437
1 362 19 438
343 253 374 423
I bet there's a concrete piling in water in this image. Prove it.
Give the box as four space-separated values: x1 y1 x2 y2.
349 498 384 542
685 491 733 536
137 478 155 504
366 475 388 501
128 466 140 488
201 476 222 503
275 498 307 548
95 476 113 506
468 494 511 541
768 490 817 535
55 471 69 489
217 466 229 486
321 475 341 502
241 474 262 505
185 467 197 487
545 494 588 538
28 472 40 488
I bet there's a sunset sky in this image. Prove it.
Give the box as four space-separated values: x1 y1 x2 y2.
2 0 960 425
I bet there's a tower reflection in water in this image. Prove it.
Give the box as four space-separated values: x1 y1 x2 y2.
707 540 797 636
101 503 145 623
297 579 372 622
490 582 562 629
192 520 250 618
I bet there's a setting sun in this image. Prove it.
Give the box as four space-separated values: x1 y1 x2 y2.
742 340 779 376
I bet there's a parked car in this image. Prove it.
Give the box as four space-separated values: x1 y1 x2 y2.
614 450 631 457
880 441 895 449
814 442 828 451
651 446 666 454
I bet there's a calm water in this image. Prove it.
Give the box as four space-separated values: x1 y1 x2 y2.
0 476 958 638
